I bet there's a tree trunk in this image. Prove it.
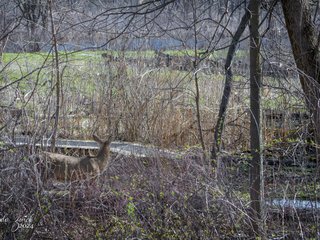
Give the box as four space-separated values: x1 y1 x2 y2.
191 1 206 153
49 0 60 152
211 0 254 162
249 0 264 237
281 0 320 170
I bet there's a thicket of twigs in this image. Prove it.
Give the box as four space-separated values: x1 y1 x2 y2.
0 145 318 239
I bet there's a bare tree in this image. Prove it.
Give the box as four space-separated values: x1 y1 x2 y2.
15 0 48 52
249 0 264 237
48 0 61 151
211 1 253 161
0 1 21 62
281 0 320 168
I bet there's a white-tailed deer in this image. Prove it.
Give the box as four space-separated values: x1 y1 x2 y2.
41 134 111 181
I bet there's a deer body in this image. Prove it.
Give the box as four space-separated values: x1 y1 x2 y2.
41 135 111 181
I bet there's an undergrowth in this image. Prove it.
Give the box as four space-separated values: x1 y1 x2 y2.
0 147 319 239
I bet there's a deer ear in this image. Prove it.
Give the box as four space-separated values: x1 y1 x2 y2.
92 134 102 144
106 135 112 144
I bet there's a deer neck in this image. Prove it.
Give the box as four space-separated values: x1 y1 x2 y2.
96 146 109 161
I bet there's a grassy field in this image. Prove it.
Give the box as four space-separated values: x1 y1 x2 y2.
1 50 307 148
